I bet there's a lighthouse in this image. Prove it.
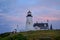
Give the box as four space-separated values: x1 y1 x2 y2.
26 10 34 31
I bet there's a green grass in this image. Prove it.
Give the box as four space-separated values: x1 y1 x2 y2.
0 30 60 40
20 30 60 40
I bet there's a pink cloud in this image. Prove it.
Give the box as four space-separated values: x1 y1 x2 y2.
5 15 25 22
30 6 60 21
40 16 60 21
33 16 60 22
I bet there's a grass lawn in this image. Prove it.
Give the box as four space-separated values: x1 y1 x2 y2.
20 30 60 40
0 30 60 40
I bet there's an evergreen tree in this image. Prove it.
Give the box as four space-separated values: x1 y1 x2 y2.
50 24 53 30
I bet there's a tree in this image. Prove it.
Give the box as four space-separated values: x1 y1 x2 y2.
50 24 53 30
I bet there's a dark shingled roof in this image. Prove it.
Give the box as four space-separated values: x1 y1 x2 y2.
33 23 48 27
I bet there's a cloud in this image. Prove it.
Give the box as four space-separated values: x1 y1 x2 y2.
33 16 60 23
40 16 60 21
6 16 24 22
29 6 60 20
0 0 60 33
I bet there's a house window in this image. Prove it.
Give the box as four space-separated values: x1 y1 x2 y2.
44 24 46 27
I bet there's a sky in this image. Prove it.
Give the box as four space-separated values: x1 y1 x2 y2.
0 0 60 33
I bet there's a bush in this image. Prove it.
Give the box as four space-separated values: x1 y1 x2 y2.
0 37 1 38
0 32 10 38
1 34 27 40
55 36 60 40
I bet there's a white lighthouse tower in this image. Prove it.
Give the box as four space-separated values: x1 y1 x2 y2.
26 10 34 31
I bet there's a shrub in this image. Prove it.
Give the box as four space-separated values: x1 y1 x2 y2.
1 34 27 40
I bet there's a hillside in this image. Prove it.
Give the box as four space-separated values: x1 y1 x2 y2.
0 30 60 40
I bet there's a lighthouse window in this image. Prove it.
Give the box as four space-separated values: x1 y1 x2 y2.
29 22 30 24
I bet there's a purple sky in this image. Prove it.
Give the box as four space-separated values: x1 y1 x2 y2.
0 0 60 33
